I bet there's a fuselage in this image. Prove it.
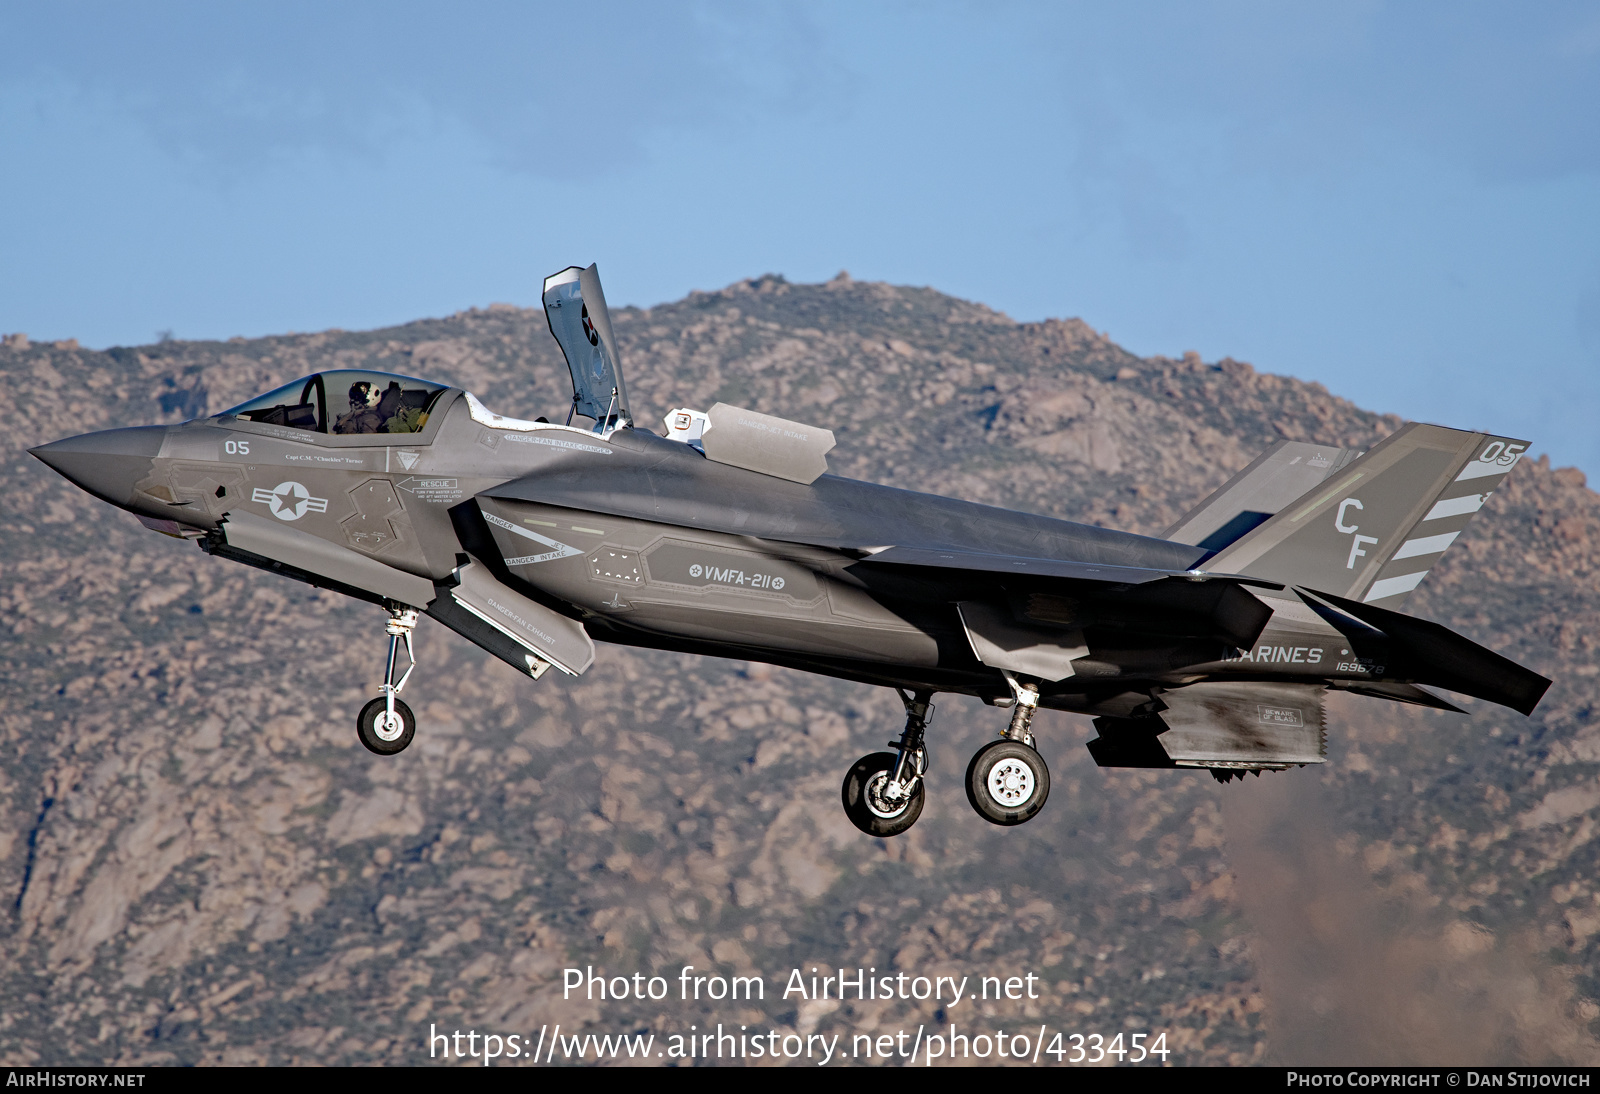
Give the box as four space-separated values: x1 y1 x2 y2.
28 264 1548 818
32 380 1377 715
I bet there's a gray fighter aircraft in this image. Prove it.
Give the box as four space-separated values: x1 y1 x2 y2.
32 265 1551 837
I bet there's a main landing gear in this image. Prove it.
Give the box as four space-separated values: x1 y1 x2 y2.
357 606 418 756
842 689 932 837
840 675 1053 836
965 673 1051 827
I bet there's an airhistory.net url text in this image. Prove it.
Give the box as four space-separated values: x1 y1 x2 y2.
426 1022 1172 1065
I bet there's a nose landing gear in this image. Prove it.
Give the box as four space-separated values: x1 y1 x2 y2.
965 672 1050 826
842 689 933 837
357 606 419 755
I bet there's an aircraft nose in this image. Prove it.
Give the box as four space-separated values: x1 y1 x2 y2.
29 426 167 508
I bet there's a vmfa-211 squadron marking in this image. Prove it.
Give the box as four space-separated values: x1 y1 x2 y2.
33 265 1552 837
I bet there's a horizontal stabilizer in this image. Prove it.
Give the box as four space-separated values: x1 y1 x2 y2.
1300 588 1550 716
1328 679 1466 713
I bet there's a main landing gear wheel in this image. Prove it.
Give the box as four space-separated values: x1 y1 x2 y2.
358 697 415 755
842 752 925 837
966 739 1050 826
841 688 934 837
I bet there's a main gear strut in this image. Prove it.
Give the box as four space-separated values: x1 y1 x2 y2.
999 670 1039 747
965 671 1051 825
840 687 936 837
885 687 933 801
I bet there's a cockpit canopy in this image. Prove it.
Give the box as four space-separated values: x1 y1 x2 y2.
218 370 450 435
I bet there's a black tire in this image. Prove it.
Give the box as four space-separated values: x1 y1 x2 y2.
357 697 415 756
841 752 924 837
965 739 1050 826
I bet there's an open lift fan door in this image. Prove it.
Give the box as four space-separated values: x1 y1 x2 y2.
448 562 594 676
1157 681 1327 767
542 264 631 427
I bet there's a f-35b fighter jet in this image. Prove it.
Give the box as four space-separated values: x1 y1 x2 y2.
32 265 1551 836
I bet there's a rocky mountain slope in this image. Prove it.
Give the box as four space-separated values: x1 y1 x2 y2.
1 272 1596 1065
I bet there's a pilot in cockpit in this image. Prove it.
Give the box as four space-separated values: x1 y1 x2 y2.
334 381 379 433
222 370 438 435
334 381 407 434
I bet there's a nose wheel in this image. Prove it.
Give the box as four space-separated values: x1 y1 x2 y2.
965 671 1051 826
358 605 420 756
358 696 415 755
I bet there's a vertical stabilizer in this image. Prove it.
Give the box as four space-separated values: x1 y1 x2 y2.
1165 440 1359 551
542 264 632 430
1204 424 1528 607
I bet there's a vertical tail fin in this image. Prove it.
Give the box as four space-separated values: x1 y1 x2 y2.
1165 440 1360 552
1203 424 1529 608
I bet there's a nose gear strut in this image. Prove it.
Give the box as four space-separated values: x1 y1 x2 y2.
357 605 419 755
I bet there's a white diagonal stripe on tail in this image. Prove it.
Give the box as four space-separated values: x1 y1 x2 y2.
1391 531 1459 560
1364 571 1429 602
1456 457 1520 481
1425 494 1486 521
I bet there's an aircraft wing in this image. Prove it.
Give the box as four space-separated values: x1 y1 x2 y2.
858 545 1281 588
848 546 1281 679
480 432 1211 570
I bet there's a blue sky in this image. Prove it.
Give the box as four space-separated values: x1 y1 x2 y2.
3 2 1598 471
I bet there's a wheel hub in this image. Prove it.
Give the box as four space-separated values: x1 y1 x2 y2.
987 758 1035 807
864 771 913 819
374 710 406 742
